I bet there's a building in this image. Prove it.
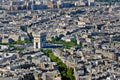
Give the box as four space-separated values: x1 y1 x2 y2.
41 70 61 80
74 1 86 7
33 31 46 49
88 0 95 6
57 0 61 9
0 45 9 50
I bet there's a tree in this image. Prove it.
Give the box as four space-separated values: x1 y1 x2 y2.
67 68 74 80
41 49 74 80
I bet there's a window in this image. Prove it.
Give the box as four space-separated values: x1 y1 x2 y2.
36 42 38 49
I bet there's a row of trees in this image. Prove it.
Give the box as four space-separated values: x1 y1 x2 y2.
48 37 79 49
41 49 74 80
0 39 32 46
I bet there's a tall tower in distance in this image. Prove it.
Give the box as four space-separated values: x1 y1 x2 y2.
33 31 46 49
